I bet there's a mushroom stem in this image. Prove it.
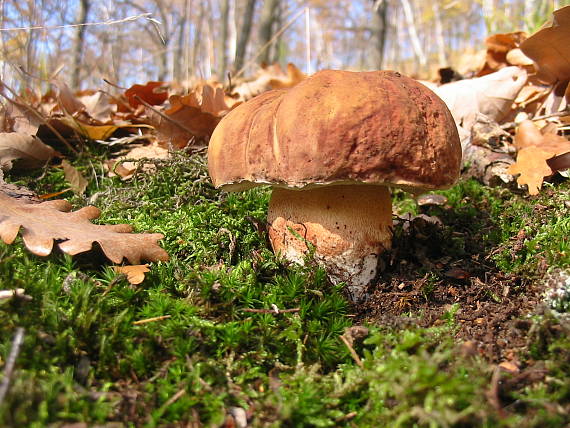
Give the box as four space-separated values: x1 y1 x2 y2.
267 184 393 300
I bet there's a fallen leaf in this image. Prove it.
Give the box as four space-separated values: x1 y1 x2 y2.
76 90 116 123
114 264 150 285
148 84 233 148
0 132 57 171
507 120 570 194
0 193 169 264
268 63 306 89
106 143 169 180
61 160 88 195
498 361 520 373
53 81 86 116
520 6 570 83
125 81 169 108
478 32 528 76
432 67 528 132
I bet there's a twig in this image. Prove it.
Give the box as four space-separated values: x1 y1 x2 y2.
162 388 186 408
234 8 306 80
500 108 570 130
242 307 300 314
0 13 154 32
0 327 25 405
134 95 199 139
339 334 363 368
133 315 171 325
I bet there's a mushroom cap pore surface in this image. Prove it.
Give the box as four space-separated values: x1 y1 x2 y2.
207 69 461 192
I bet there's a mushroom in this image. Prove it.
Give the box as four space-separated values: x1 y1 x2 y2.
208 70 461 300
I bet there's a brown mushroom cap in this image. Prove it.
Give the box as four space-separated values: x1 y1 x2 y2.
208 69 461 192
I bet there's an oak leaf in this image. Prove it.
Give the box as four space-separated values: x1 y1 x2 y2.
432 66 527 132
507 120 570 194
114 264 150 285
125 81 169 108
0 193 169 264
0 132 57 172
520 6 570 83
148 84 233 149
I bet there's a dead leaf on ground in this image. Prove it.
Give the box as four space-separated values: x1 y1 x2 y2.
106 143 169 180
520 6 570 83
0 193 169 264
507 120 570 194
478 32 528 76
114 264 150 285
0 132 57 172
433 66 528 131
148 84 233 149
125 81 169 108
61 160 88 195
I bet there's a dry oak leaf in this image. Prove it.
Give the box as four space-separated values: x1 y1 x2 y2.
432 66 528 132
478 32 528 76
0 132 57 172
114 264 150 285
125 81 169 108
520 6 570 83
149 84 233 149
507 120 570 194
0 193 169 264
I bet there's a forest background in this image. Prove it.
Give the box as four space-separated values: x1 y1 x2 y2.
2 0 567 91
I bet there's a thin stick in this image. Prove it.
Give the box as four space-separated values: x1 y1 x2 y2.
0 13 153 32
134 95 199 138
0 327 25 405
339 334 363 368
501 108 570 130
242 307 300 314
133 315 171 325
234 8 306 80
162 388 186 408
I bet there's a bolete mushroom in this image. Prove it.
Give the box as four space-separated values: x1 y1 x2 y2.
208 70 461 300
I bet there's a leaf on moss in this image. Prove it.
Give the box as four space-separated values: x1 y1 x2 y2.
61 160 88 195
0 193 169 264
114 264 150 285
507 120 570 194
0 132 57 172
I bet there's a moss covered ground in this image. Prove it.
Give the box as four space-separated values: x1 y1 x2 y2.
1 151 569 427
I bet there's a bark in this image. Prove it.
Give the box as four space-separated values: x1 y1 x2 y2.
173 0 190 81
400 0 426 68
258 0 280 64
234 0 257 73
432 1 447 67
218 0 230 79
71 0 91 90
191 2 204 76
371 0 388 69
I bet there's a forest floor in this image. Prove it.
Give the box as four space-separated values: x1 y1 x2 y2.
1 149 569 427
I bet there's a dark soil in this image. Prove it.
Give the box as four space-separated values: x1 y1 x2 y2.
353 207 546 363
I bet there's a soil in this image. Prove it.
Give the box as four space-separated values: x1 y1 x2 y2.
353 207 546 363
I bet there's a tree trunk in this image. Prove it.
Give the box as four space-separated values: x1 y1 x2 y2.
400 0 426 69
432 1 447 67
258 0 280 64
234 0 257 73
371 0 388 69
71 0 91 89
218 0 230 79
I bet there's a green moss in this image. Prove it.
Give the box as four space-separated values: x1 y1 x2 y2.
1 152 569 426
